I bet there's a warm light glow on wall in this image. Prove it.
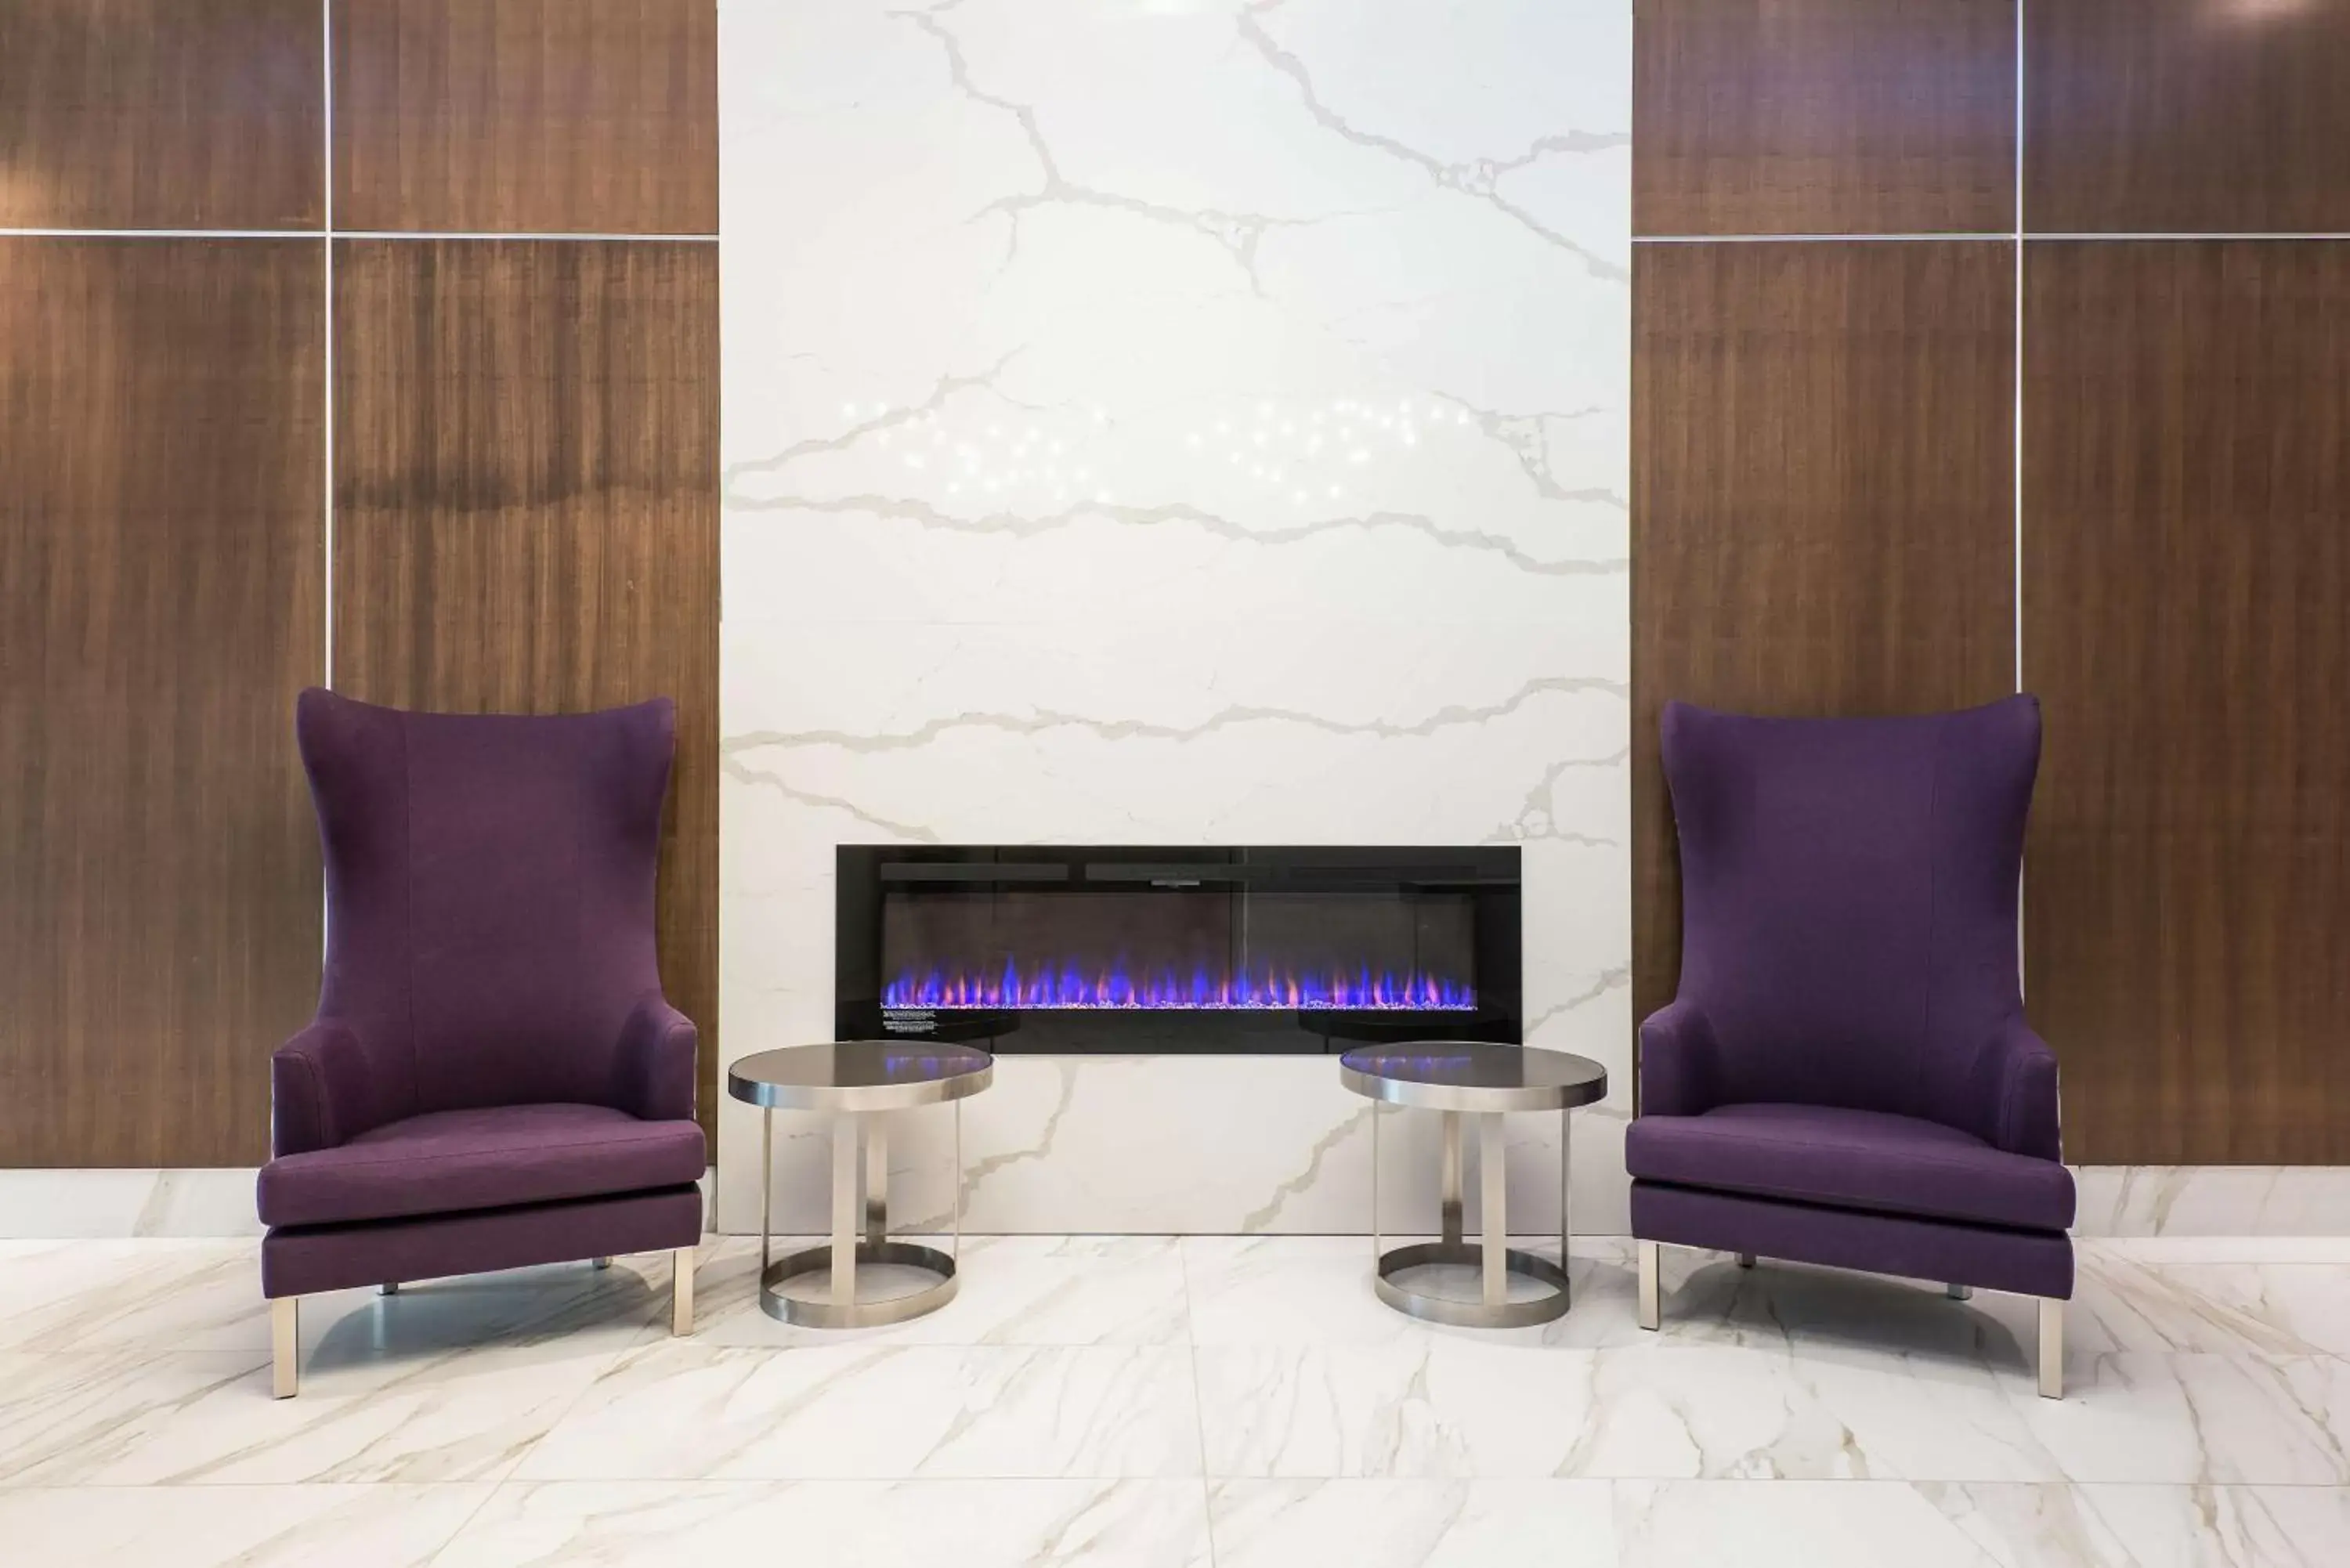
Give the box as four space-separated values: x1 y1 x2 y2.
2217 0 2313 22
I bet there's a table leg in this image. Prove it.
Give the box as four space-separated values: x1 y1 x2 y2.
953 1097 964 1264
1441 1110 1463 1248
760 1108 772 1277
1370 1100 1382 1267
831 1114 859 1310
1480 1112 1506 1306
865 1115 888 1247
1560 1107 1574 1307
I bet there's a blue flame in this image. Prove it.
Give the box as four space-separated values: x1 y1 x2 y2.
882 960 1476 1011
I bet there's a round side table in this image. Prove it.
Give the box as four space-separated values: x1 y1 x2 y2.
1340 1042 1607 1328
728 1042 993 1328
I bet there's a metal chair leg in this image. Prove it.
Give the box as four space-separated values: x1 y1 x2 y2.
1637 1240 1661 1330
380 1281 400 1295
2037 1297 2064 1399
591 1256 613 1270
271 1297 298 1398
1947 1283 1972 1300
1735 1252 1755 1269
672 1246 696 1335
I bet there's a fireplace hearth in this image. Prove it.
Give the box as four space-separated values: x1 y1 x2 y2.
837 847 1520 1054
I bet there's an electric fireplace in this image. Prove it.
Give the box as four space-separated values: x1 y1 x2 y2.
836 847 1520 1054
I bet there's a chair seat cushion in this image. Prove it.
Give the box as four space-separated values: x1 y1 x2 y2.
258 1103 707 1229
1625 1103 2074 1232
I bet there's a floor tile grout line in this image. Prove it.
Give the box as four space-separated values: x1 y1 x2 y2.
418 1475 509 1568
1177 1237 1222 1566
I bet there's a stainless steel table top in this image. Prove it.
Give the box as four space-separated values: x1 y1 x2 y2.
728 1041 995 1114
1339 1041 1607 1115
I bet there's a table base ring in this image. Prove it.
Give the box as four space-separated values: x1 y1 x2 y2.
759 1240 959 1328
1373 1241 1571 1328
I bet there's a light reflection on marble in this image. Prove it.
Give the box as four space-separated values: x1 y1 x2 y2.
716 0 1634 1236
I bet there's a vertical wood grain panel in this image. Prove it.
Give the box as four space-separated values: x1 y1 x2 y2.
0 239 324 1166
2025 0 2350 235
1632 240 2018 1053
1633 0 2016 237
0 0 324 230
332 239 720 1133
332 0 719 235
2023 241 2350 1162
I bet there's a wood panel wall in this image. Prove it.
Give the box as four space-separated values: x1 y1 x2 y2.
1631 241 2017 1043
0 0 324 230
2023 0 2350 236
2023 243 2350 1162
332 239 720 1130
331 0 718 235
0 239 324 1166
1633 0 2016 237
1 1 719 1166
1630 0 2023 1094
1636 0 2350 1164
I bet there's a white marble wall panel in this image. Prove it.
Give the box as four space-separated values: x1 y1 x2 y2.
736 1055 1627 1237
2069 1166 2350 1237
718 0 1635 1233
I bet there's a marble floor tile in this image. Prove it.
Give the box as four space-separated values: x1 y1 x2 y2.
1208 1479 1616 1567
0 1483 494 1568
4 1232 2348 1565
2066 1254 2350 1358
1183 1234 1664 1351
684 1234 1189 1348
1194 1339 1603 1478
2011 1352 2350 1485
0 1241 267 1354
516 1340 1204 1479
1195 1337 2073 1482
2085 1236 2350 1266
0 1326 629 1487
1187 1236 2057 1364
2055 1483 2350 1566
1576 1342 2064 1481
0 1242 677 1360
432 1479 1213 1567
1614 1479 2350 1568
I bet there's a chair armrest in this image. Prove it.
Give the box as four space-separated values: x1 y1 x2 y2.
1978 1017 2063 1162
1639 999 1721 1118
616 993 699 1123
270 1020 378 1157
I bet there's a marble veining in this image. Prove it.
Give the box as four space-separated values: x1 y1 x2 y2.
716 0 1634 1234
5 1236 2350 1563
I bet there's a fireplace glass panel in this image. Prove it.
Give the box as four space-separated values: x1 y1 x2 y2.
838 847 1520 1054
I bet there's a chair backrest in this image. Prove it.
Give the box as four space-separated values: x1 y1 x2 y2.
297 688 674 1119
1661 695 2039 1124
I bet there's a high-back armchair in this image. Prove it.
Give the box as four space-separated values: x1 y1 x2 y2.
1628 695 2073 1397
256 689 705 1396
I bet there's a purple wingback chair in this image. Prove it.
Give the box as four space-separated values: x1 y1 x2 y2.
1628 695 2073 1397
256 689 705 1396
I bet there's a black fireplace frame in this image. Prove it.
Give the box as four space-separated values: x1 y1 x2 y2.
835 845 1521 1055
